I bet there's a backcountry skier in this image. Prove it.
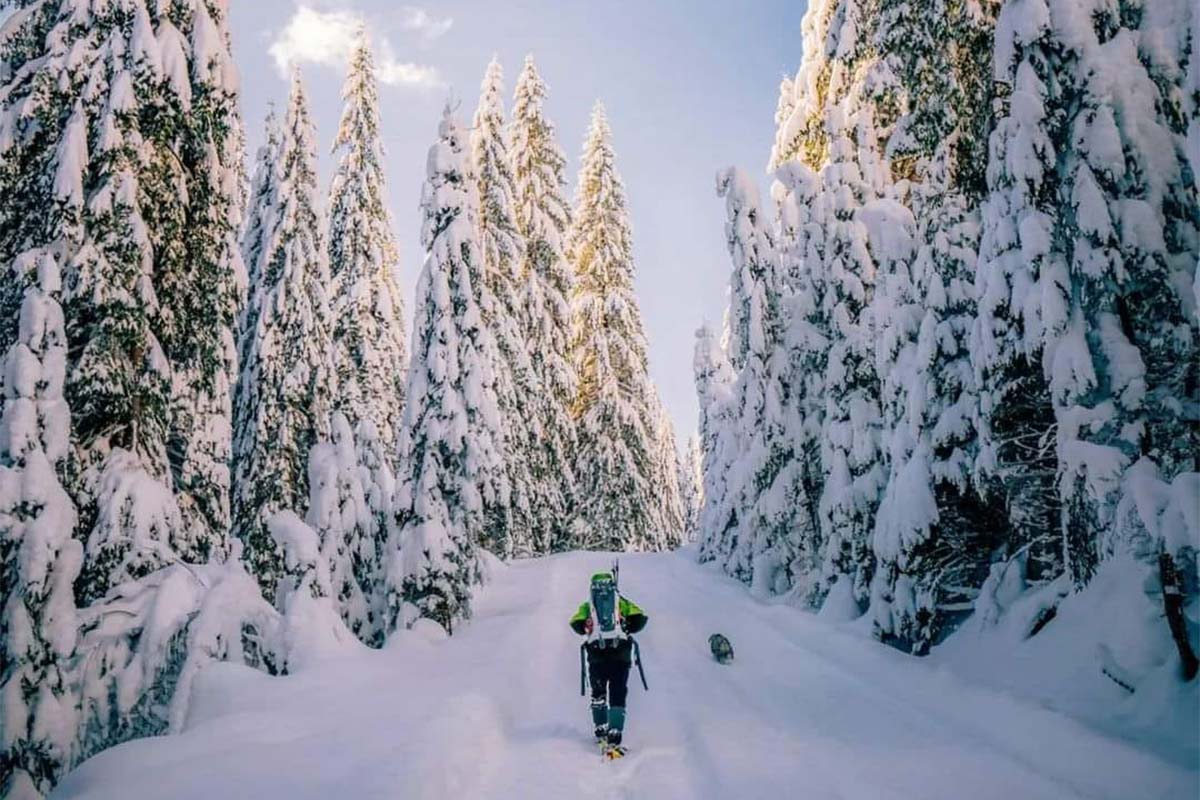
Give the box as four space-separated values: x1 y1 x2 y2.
569 571 648 756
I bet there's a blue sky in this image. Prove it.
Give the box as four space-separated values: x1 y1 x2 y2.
231 1 806 438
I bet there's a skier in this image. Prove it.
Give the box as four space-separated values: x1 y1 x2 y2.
570 571 648 757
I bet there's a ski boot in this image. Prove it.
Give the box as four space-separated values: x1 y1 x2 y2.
604 707 627 759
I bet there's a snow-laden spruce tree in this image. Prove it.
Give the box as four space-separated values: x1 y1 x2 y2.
713 167 800 590
1035 0 1199 587
770 0 894 607
242 105 281 305
568 103 666 551
769 0 838 172
233 71 334 602
772 161 831 604
385 106 501 634
866 0 1005 652
471 57 535 559
871 142 999 652
0 253 82 799
972 0 1065 585
327 34 408 458
648 395 686 548
159 0 246 562
679 434 702 540
73 550 282 765
693 323 738 564
354 418 395 637
0 0 244 603
509 54 578 553
814 108 887 606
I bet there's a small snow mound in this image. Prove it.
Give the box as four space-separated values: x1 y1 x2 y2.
477 547 506 583
817 576 863 622
410 617 449 643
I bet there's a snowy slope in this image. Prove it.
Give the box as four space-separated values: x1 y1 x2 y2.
56 550 1196 800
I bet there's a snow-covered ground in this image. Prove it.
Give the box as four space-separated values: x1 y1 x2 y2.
56 550 1197 800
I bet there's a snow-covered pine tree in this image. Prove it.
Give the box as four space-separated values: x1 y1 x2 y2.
471 57 534 559
871 141 1002 652
713 167 800 590
769 0 839 172
693 323 738 564
815 108 888 606
154 0 245 565
568 103 666 551
1043 0 1198 588
866 0 1005 653
232 71 334 602
649 395 685 549
772 161 831 604
0 252 83 799
0 0 243 603
769 0 894 607
354 418 395 640
679 434 702 540
385 105 501 634
974 0 1070 587
327 34 407 459
242 105 281 305
509 54 578 554
73 551 281 763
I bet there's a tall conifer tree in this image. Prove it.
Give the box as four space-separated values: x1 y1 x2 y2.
568 103 668 551
472 58 535 558
0 0 244 603
386 106 503 633
509 54 578 553
327 35 408 458
232 71 333 601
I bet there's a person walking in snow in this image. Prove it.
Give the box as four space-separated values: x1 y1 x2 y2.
570 571 648 757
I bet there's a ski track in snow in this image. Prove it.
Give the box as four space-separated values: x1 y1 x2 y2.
56 551 1197 800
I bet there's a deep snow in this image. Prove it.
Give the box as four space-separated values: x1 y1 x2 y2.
56 550 1196 800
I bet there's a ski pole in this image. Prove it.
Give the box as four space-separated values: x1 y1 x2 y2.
631 638 648 691
580 642 587 696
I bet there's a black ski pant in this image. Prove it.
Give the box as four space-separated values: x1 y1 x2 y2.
587 640 631 710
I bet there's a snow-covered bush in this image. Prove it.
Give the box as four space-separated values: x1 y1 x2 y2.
73 552 281 763
269 512 361 672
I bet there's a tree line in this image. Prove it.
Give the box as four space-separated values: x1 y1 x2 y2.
694 0 1198 667
0 4 686 796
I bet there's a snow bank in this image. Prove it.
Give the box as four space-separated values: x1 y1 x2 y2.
933 554 1199 765
53 550 1196 800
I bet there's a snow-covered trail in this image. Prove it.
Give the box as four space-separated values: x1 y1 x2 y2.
57 550 1195 800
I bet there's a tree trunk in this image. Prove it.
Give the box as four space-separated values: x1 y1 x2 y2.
1159 551 1199 681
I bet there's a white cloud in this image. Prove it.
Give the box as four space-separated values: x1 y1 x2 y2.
268 5 443 89
397 6 453 42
